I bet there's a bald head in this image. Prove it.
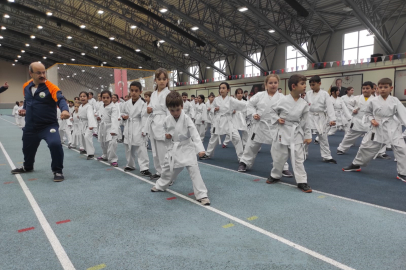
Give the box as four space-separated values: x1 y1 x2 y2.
29 62 47 86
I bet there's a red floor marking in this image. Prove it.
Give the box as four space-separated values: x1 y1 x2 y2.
56 219 71 225
28 178 37 181
4 181 13 184
167 197 177 200
188 193 194 196
253 179 260 182
18 227 35 233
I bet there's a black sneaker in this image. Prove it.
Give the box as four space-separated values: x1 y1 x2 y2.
53 172 64 182
337 150 344 155
314 139 319 145
150 173 160 180
342 163 361 172
87 155 94 160
237 162 247 172
199 154 210 160
11 166 33 174
377 153 391 160
140 170 152 176
323 158 337 164
266 176 280 184
297 183 312 193
124 167 135 172
80 150 87 155
282 170 293 178
397 174 406 182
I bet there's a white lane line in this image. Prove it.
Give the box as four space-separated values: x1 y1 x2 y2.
0 116 18 126
198 160 406 216
0 142 76 270
65 146 354 270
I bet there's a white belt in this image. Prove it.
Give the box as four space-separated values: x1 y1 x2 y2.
284 121 300 173
168 138 191 172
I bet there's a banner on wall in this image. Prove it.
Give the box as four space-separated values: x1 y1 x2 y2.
114 69 128 97
394 70 406 101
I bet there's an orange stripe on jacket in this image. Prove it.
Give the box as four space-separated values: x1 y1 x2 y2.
45 81 60 102
22 79 33 96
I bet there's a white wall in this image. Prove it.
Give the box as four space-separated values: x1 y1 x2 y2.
0 60 30 108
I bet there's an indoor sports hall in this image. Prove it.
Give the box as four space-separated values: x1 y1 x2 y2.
1 0 406 270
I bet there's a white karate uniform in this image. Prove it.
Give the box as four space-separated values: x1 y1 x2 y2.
304 90 336 160
121 98 150 171
224 99 248 147
328 96 352 135
194 102 208 141
88 98 98 134
57 108 72 144
71 111 82 149
240 91 289 171
183 100 195 120
206 95 246 160
98 102 119 163
341 94 355 111
12 105 19 125
147 88 171 175
337 95 376 153
16 105 25 127
78 103 97 155
154 111 208 200
352 95 406 175
205 100 215 132
271 95 311 183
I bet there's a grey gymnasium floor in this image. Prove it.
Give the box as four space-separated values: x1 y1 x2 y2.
0 109 406 270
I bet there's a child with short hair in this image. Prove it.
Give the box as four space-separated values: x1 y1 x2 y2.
182 92 195 119
343 78 406 182
121 82 152 176
305 75 337 164
97 90 120 167
194 94 208 141
223 88 248 148
151 91 210 205
268 74 313 193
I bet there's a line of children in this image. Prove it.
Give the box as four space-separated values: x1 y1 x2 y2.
327 86 352 136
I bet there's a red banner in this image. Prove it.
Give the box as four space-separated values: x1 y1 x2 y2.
312 63 315 68
114 69 123 97
373 57 378 62
336 61 340 66
323 62 327 67
281 69 284 73
389 55 393 61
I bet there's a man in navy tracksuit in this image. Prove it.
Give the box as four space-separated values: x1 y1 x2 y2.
11 62 70 182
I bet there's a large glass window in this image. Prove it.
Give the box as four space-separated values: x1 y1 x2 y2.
189 65 199 84
343 30 374 62
244 52 261 77
213 60 226 81
286 43 308 72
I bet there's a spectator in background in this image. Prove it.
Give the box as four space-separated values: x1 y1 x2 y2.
336 78 347 97
243 90 248 100
278 88 283 93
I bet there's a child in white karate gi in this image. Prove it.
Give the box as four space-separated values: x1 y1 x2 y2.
17 101 25 127
200 82 246 161
267 74 313 193
146 68 171 180
337 82 376 155
205 93 215 133
304 75 337 164
70 104 82 150
343 78 406 182
78 91 97 160
194 94 208 141
238 75 292 177
57 105 72 146
12 101 19 125
223 88 248 148
151 91 210 205
182 92 195 120
121 82 152 176
327 87 352 136
96 91 119 167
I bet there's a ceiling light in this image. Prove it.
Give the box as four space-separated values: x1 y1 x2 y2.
61 78 63 80
73 73 76 76
49 51 53 54
343 7 353 12
206 66 210 69
25 43 30 47
0 36 3 39
159 40 165 43
4 14 10 18
30 35 36 39
63 63 66 65
71 58 75 61
110 74 113 76
130 25 137 29
99 77 102 79
135 49 141 52
37 25 43 29
91 66 95 68
67 76 70 78
82 70 85 72
109 37 115 40
17 55 21 58
46 12 52 16
67 36 72 39
238 7 248 12
21 50 25 53
159 8 168 13
268 29 275 33
43 56 48 59
1 26 6 30
117 56 122 59
93 46 98 49
57 44 62 47
81 52 85 55
14 60 18 62
12 63 15 66
191 26 199 31
103 62 107 64
8 0 15 3
184 53 189 56
138 66 142 68
97 10 104 14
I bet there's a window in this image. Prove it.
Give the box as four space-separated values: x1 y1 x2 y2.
245 52 261 77
213 60 226 81
170 70 177 88
286 43 308 72
189 65 199 84
343 30 374 63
